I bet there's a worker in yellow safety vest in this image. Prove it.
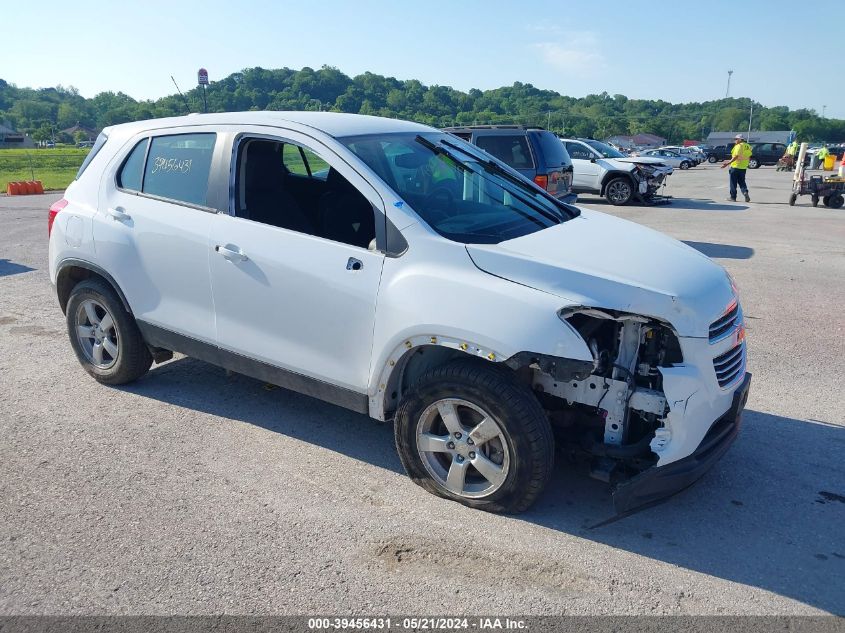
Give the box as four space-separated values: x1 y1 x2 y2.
721 134 752 202
816 145 830 167
786 140 799 157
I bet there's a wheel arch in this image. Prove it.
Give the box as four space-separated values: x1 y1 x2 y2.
599 170 635 195
56 259 131 315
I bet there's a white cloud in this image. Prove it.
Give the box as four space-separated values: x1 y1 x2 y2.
533 32 606 76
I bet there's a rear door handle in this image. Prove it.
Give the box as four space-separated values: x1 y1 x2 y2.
215 244 249 262
346 257 363 271
107 206 131 221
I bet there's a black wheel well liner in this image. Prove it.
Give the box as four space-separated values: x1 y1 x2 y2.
55 259 132 315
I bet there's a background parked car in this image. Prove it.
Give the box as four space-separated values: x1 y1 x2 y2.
638 149 695 169
561 138 673 205
443 125 575 201
746 143 788 168
705 146 732 163
661 146 704 165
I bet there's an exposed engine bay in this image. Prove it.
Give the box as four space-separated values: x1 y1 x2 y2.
632 163 672 201
527 308 683 484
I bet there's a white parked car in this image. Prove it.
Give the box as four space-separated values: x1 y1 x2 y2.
561 138 673 205
637 149 696 170
49 112 750 514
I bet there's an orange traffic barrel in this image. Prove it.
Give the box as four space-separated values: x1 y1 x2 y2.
7 182 21 195
33 180 44 194
22 181 35 194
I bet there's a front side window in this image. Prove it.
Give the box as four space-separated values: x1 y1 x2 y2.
142 133 216 206
585 140 626 159
565 142 594 160
341 132 577 245
234 138 375 249
474 135 534 170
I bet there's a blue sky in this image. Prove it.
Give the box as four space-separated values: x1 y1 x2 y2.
5 0 845 118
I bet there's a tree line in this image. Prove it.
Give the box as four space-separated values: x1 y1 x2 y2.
2 66 843 144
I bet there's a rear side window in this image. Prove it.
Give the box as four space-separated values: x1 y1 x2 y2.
475 135 534 169
117 139 148 191
75 132 109 180
532 131 571 169
142 133 216 206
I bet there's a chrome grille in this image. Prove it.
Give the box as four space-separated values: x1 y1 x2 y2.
713 342 746 388
709 302 741 343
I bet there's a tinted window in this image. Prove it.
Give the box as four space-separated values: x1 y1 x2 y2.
117 139 148 191
531 131 571 168
75 132 109 180
143 133 216 206
282 143 330 180
475 135 534 169
565 142 594 160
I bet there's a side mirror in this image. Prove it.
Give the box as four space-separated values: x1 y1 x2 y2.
590 156 597 163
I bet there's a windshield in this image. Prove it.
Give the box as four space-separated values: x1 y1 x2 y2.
340 132 578 244
584 139 625 159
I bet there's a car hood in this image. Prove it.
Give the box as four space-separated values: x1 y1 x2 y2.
465 209 734 337
614 156 667 166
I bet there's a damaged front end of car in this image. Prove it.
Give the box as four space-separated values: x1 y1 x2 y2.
632 163 672 201
508 305 750 515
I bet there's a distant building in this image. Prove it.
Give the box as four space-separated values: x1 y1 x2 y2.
706 130 795 146
605 133 667 150
60 123 98 142
0 122 35 148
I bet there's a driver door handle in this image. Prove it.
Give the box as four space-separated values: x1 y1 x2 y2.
215 244 249 262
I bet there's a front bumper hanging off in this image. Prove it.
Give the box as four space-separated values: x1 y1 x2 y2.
612 372 751 515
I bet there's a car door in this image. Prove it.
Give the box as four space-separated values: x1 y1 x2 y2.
208 129 385 393
95 130 218 343
564 142 601 191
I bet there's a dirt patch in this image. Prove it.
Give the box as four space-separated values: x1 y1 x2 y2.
0 315 18 325
8 325 63 338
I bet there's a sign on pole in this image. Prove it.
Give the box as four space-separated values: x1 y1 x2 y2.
197 68 209 86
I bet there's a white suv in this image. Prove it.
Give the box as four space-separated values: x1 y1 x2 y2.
561 138 673 205
49 112 750 514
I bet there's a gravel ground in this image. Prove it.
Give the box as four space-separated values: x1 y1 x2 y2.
1 164 843 616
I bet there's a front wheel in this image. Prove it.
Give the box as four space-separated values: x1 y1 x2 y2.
394 359 554 513
604 177 634 205
748 159 760 169
827 193 844 209
680 161 690 170
789 193 797 206
66 278 152 384
708 155 718 163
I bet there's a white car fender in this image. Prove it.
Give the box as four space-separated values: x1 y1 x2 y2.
367 223 592 419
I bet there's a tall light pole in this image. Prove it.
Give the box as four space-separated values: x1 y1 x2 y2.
725 70 733 98
822 105 827 118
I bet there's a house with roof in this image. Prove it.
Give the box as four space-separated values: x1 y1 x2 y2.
605 133 667 150
0 122 35 148
706 130 795 146
60 123 98 142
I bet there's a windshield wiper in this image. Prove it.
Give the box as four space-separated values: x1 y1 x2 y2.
439 139 575 221
414 135 471 173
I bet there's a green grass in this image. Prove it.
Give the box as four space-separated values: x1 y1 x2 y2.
0 148 89 193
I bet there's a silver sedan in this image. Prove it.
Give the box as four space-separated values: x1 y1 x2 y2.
637 149 696 170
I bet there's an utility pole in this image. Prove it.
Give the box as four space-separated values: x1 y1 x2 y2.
725 70 733 98
822 105 827 118
547 111 551 130
747 103 753 139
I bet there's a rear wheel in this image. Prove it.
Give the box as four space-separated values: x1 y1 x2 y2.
66 278 152 384
394 359 554 513
748 159 760 169
604 177 634 205
827 193 844 209
680 161 690 170
789 193 797 206
708 155 718 163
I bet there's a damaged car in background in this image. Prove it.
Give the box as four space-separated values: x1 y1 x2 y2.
561 138 674 205
50 112 749 517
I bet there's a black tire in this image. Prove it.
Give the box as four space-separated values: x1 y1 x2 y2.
822 195 830 207
604 176 634 205
65 277 152 385
748 159 760 169
394 359 554 513
679 161 690 170
812 195 819 207
828 193 844 209
708 155 718 163
789 193 797 206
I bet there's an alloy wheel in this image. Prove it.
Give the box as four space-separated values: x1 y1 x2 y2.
74 299 119 369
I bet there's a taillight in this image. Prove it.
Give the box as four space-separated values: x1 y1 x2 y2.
48 198 68 237
533 174 549 190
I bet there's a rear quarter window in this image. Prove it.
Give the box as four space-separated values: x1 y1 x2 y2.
142 133 216 206
531 131 571 169
117 139 148 191
75 132 109 180
474 135 534 170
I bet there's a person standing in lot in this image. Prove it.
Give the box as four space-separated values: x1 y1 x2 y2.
722 134 752 202
816 145 830 169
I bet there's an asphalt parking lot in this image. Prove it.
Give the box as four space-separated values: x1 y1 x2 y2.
1 164 843 616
